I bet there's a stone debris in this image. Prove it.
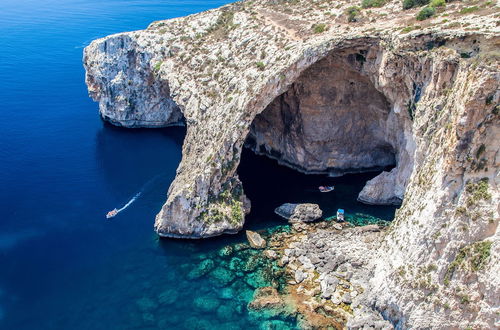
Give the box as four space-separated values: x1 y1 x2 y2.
263 249 278 260
274 203 323 223
246 230 266 249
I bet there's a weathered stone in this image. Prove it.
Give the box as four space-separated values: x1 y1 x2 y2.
248 287 284 311
246 230 266 249
358 168 402 206
84 1 500 327
342 292 352 304
294 269 307 284
275 203 323 223
276 256 288 269
263 249 278 260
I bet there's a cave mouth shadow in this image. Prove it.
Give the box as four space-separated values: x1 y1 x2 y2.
237 148 397 230
237 48 401 229
245 49 398 177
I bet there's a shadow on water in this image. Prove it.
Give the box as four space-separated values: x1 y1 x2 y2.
95 123 185 198
238 148 397 230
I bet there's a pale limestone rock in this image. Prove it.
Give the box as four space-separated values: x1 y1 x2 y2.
358 168 402 205
274 203 323 223
83 0 500 327
246 230 266 249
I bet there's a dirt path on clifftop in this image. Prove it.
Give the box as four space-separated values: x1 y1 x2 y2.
257 9 303 42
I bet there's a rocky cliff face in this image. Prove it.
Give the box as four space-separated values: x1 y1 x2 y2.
84 0 499 327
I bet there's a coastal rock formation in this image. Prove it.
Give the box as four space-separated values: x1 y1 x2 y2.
274 203 322 223
84 35 184 127
357 169 402 205
84 0 499 328
246 230 266 249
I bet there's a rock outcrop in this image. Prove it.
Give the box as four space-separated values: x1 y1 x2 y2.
84 0 499 328
84 35 184 128
246 230 266 249
357 168 402 205
274 203 322 223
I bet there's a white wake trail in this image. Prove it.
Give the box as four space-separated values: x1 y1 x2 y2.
107 173 166 218
116 192 142 213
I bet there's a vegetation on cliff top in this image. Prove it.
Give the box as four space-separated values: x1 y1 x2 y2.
445 240 492 285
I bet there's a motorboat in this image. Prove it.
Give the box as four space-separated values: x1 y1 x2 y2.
106 208 118 219
319 186 334 193
336 209 345 222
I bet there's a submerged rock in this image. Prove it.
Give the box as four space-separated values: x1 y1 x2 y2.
210 267 236 286
259 320 293 330
136 297 158 312
158 289 179 306
193 295 220 312
274 203 322 223
218 245 234 258
187 259 215 279
248 287 284 311
246 230 266 249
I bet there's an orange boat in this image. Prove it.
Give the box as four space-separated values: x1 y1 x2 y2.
106 208 118 218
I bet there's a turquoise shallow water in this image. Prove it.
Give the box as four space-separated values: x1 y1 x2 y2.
0 1 396 329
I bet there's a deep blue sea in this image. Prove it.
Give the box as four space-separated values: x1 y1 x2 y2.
0 1 396 329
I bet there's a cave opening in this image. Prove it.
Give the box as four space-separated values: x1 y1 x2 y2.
238 49 400 228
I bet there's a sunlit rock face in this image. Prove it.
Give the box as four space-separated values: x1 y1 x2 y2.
84 0 500 327
247 53 397 176
84 35 184 128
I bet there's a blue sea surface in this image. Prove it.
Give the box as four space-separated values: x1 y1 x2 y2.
0 1 396 329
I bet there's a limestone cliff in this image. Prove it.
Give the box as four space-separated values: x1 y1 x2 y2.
84 0 499 328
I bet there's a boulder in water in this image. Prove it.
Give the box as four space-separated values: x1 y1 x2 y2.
274 203 323 223
246 230 266 249
247 286 284 311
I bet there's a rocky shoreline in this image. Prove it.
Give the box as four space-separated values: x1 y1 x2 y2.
84 0 499 327
245 220 393 329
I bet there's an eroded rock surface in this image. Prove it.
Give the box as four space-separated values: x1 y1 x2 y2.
358 168 402 205
275 203 323 223
246 230 266 249
84 0 499 328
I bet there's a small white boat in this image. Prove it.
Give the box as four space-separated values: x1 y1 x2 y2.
106 208 118 219
319 186 334 193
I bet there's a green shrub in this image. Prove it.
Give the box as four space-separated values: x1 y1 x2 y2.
430 0 445 7
362 0 386 8
416 6 436 20
403 0 430 10
401 25 421 33
460 6 479 14
153 61 162 72
346 6 361 22
256 62 265 70
444 240 492 285
465 178 491 205
312 23 328 33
